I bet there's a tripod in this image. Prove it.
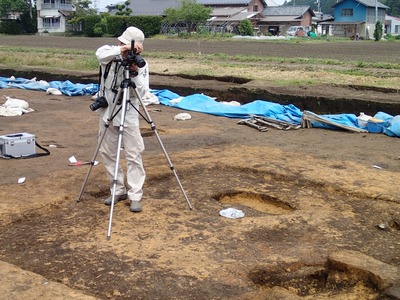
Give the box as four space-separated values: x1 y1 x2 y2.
77 61 193 240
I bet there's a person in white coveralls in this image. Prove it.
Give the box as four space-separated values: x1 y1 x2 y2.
95 26 149 213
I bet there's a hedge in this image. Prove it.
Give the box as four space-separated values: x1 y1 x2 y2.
82 15 102 37
81 15 163 38
0 20 23 34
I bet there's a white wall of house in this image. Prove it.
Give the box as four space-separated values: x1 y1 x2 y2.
36 0 74 34
385 15 400 34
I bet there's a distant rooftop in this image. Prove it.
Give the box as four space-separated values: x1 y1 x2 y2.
262 5 315 17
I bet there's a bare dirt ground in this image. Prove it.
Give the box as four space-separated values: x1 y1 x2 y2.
0 36 400 299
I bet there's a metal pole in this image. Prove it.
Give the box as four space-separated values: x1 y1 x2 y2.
106 68 134 240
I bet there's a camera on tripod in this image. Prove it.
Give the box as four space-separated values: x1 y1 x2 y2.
89 96 108 111
90 40 146 112
124 40 146 68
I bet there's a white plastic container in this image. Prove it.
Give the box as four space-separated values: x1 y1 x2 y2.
357 112 372 128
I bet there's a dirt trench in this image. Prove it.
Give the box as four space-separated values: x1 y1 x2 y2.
0 82 400 299
1 36 400 299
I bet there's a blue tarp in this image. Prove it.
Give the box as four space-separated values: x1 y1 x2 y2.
1 77 399 137
153 89 303 123
0 76 98 96
309 113 359 130
152 89 400 137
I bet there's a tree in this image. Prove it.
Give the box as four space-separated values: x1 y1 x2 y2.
115 0 132 16
164 0 212 33
381 0 400 17
68 0 98 32
238 19 254 36
373 20 383 41
0 0 36 34
70 0 97 15
0 0 28 18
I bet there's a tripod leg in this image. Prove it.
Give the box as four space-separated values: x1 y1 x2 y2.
76 88 123 202
106 124 124 240
132 87 193 210
107 81 131 240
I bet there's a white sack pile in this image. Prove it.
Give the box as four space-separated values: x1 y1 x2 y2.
0 96 35 117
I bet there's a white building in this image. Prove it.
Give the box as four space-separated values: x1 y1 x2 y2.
36 0 75 34
385 15 400 35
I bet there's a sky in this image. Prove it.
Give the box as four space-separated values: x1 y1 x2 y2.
91 0 122 11
92 0 116 10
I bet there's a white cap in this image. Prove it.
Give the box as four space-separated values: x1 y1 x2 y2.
118 26 145 45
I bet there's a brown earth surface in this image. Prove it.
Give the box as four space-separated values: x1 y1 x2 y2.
0 36 400 299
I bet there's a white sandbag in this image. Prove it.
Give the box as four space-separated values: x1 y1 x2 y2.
0 96 34 116
142 91 160 106
174 113 192 121
46 87 62 95
3 96 29 109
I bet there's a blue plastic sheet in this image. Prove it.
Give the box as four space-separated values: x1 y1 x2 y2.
48 81 98 96
2 76 400 137
0 76 98 96
310 113 359 129
385 116 400 137
152 89 303 124
375 111 400 137
153 89 400 136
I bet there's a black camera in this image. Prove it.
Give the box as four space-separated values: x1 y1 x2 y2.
89 96 108 111
125 40 146 68
129 53 146 68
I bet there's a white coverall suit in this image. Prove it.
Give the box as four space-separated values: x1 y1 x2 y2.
95 45 148 203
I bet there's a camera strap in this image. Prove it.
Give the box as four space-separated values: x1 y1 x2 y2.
103 61 112 80
98 61 121 96
98 62 113 96
111 62 123 94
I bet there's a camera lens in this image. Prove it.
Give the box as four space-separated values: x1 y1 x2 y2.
90 96 108 111
133 55 146 68
89 102 99 111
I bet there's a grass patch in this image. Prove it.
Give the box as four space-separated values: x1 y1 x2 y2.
147 51 400 70
329 68 372 76
1 46 398 73
0 46 98 71
0 43 399 90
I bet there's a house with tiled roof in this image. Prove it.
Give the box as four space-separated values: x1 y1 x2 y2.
257 5 315 36
207 10 264 34
106 0 179 16
115 0 277 16
112 0 277 34
197 0 278 12
203 1 269 33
